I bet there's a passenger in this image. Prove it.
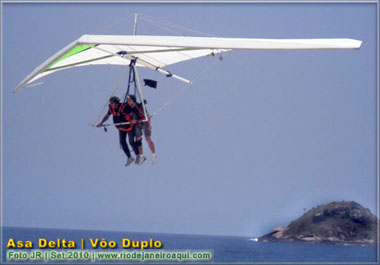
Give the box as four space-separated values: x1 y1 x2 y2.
127 95 157 164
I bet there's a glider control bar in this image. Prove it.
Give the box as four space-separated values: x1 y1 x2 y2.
97 118 149 128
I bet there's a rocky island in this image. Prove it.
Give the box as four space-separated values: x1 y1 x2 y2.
259 201 378 245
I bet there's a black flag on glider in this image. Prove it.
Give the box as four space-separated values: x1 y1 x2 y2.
144 79 157 89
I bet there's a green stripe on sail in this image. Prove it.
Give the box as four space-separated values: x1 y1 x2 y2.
46 44 96 70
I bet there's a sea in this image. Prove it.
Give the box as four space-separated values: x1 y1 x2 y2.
1 227 378 263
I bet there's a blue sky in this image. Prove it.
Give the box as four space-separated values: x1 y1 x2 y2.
2 2 378 237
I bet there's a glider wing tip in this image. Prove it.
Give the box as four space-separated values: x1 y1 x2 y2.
353 39 363 49
13 86 21 93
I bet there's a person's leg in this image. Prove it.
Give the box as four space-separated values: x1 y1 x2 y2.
120 130 134 166
134 124 146 165
119 130 131 158
128 130 139 156
143 123 156 164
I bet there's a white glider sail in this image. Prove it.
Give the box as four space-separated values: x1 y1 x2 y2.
13 35 362 92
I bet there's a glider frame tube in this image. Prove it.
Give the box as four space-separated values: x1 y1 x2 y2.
132 62 149 123
13 40 79 93
92 45 192 85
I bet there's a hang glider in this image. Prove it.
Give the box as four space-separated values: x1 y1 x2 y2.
13 34 362 93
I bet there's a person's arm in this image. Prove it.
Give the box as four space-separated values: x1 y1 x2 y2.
130 111 138 124
96 113 110 127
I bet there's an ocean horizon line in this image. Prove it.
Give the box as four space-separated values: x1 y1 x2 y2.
1 226 255 239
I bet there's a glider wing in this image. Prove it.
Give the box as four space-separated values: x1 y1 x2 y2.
14 35 362 92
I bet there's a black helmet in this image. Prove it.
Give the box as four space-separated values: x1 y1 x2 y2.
109 96 120 103
127 94 137 102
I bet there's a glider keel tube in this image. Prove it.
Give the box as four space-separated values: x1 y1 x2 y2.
132 58 192 84
93 45 193 85
156 68 192 84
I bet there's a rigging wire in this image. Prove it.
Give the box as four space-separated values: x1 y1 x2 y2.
139 14 216 37
90 66 131 126
91 12 215 37
139 17 184 36
91 13 135 34
90 12 217 37
150 52 230 118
